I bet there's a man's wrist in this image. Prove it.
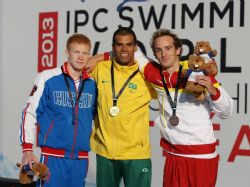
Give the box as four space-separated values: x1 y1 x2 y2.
22 143 33 152
210 88 220 100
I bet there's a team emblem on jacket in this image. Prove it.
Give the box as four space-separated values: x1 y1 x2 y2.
128 82 137 93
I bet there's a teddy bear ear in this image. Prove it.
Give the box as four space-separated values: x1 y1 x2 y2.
188 55 194 60
199 56 205 63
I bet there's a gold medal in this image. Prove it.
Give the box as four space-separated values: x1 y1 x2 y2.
169 115 179 126
109 61 139 117
109 106 120 117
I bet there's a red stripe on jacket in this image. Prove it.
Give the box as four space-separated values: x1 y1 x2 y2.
160 138 216 155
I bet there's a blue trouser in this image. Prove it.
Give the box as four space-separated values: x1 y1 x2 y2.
37 155 88 187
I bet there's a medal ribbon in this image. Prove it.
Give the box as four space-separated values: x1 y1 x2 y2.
111 60 139 106
160 65 182 117
63 74 85 125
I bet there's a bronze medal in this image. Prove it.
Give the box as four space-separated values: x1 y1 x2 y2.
169 115 179 126
161 65 183 127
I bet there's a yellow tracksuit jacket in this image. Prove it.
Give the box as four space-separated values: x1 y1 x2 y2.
90 59 155 159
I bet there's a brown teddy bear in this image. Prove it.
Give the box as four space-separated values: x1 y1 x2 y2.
182 55 207 101
16 162 49 184
194 41 218 77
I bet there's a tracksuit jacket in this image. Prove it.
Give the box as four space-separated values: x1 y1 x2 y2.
90 59 156 160
20 63 97 159
135 52 233 159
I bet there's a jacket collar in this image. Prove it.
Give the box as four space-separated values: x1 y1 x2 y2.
61 62 90 80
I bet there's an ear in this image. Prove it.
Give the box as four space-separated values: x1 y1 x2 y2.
65 49 69 58
134 44 137 52
189 55 194 61
176 47 181 56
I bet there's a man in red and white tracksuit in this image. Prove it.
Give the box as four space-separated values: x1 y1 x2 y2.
134 29 233 187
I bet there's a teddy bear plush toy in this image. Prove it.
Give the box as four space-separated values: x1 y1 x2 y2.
182 54 207 101
16 162 49 184
194 41 218 77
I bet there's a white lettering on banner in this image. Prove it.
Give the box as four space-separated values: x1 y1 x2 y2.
38 12 58 72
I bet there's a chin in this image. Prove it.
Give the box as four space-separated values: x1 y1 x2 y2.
117 60 129 65
74 67 84 71
161 65 171 70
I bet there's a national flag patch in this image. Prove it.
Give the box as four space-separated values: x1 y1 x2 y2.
128 83 137 90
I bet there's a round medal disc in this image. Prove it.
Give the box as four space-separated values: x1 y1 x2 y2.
169 115 179 126
110 106 120 117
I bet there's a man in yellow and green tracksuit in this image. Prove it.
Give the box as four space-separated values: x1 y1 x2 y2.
90 27 156 187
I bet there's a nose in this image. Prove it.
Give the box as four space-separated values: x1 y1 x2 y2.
161 49 167 57
78 53 83 59
121 45 127 51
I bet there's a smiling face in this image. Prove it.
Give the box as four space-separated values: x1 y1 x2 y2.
112 34 137 66
153 35 181 72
